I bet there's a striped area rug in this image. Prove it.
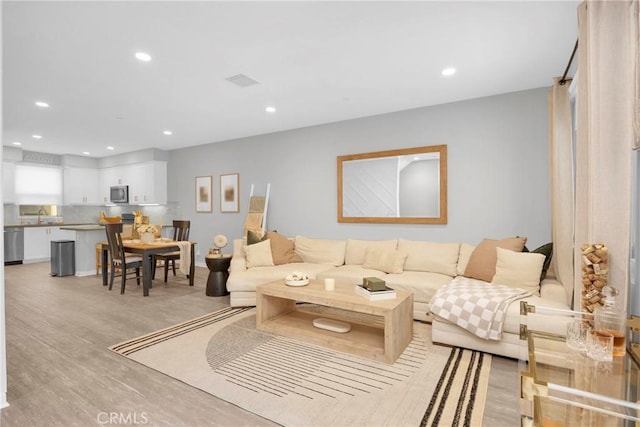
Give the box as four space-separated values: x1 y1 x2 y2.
110 307 491 427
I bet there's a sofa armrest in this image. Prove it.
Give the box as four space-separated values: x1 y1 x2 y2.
230 238 247 272
539 277 567 306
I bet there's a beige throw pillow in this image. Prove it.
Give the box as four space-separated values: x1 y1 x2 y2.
344 239 398 265
265 231 302 265
363 248 407 274
294 236 346 266
244 239 274 268
492 247 545 295
397 239 460 276
463 236 527 282
456 243 475 276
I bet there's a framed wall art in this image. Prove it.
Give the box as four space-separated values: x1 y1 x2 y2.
195 175 213 213
220 173 239 213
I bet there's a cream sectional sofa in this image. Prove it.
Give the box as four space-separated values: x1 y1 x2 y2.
227 235 571 359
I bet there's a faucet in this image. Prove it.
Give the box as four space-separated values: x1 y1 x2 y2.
37 208 47 224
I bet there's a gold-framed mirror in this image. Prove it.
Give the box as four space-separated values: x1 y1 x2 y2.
337 145 447 224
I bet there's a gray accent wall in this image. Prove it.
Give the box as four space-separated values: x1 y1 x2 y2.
168 87 550 258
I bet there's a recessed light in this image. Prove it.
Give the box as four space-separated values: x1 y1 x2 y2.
441 67 456 77
82 151 90 156
32 134 42 139
265 106 276 113
12 142 21 146
135 52 152 62
35 101 49 108
163 130 172 135
107 146 114 150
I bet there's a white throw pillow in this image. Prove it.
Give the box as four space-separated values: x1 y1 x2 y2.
491 247 545 295
344 239 398 265
456 243 475 276
362 248 407 274
244 240 274 268
294 236 346 266
397 239 460 276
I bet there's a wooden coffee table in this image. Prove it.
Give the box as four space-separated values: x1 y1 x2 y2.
256 279 413 363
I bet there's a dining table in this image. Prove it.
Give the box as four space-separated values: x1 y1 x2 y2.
101 239 196 296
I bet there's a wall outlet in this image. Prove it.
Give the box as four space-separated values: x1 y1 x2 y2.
196 250 200 256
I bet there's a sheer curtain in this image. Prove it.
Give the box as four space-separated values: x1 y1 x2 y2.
574 1 638 308
548 77 575 306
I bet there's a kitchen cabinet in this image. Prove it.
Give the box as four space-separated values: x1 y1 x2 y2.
98 166 123 204
98 161 166 205
24 227 74 262
63 167 100 205
3 161 16 204
128 162 167 205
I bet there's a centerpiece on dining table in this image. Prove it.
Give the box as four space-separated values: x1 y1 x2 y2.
137 224 160 243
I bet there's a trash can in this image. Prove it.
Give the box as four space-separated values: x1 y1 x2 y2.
51 240 75 277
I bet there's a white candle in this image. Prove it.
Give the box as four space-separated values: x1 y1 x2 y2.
324 278 335 291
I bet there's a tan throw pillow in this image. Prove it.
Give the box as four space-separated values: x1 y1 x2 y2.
492 247 545 295
463 236 527 282
244 239 274 268
265 231 303 265
363 248 407 274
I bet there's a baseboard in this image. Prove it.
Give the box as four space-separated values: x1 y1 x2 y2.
0 394 8 409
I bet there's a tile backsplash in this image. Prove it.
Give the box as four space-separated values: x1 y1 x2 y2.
4 203 182 226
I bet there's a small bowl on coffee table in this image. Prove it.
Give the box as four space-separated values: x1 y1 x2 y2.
285 273 309 287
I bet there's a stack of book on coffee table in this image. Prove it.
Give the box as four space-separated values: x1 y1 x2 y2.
354 277 396 300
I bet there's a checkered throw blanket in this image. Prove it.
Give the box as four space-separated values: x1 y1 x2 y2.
430 276 531 340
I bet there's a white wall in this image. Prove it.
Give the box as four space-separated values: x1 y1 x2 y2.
167 87 551 262
0 0 8 408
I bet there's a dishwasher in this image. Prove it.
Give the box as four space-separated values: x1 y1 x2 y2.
4 227 24 265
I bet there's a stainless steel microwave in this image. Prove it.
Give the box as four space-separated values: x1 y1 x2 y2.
110 185 129 204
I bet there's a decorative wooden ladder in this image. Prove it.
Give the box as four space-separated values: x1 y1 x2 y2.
244 183 270 237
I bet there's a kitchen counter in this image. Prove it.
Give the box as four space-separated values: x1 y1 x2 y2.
3 223 97 228
59 225 104 231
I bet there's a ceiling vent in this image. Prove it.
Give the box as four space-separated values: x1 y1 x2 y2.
225 74 260 88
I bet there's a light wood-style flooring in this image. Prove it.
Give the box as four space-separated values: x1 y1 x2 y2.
0 262 519 426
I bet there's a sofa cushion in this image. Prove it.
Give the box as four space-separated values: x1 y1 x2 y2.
244 240 274 268
227 263 335 292
316 265 387 284
344 239 398 265
463 236 527 282
362 248 407 274
398 239 460 276
500 293 572 335
456 243 475 276
492 247 545 295
385 271 454 304
265 231 303 265
294 236 346 266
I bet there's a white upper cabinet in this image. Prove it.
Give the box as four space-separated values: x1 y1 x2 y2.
98 166 124 204
3 161 16 204
98 161 167 205
63 167 100 205
128 161 167 205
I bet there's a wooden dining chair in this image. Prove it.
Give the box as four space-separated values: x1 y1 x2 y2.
153 220 190 282
104 223 143 294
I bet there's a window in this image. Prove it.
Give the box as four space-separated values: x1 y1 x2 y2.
15 164 62 205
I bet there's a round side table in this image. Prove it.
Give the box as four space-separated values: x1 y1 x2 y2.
205 254 232 297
